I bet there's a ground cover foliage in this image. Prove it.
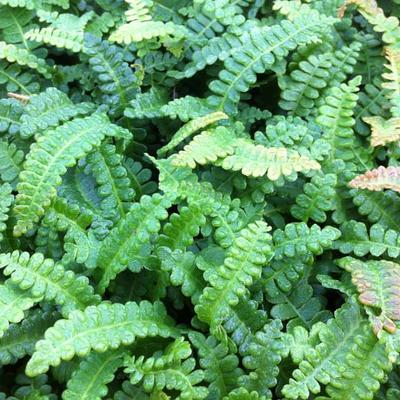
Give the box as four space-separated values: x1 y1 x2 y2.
2 0 400 399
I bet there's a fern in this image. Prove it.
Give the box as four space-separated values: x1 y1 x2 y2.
338 257 400 334
123 338 207 399
0 250 101 316
26 300 179 376
207 11 334 113
95 194 171 293
19 87 95 139
282 301 392 400
335 221 400 258
195 221 273 327
349 166 400 192
189 332 243 399
0 310 58 366
13 113 129 236
86 143 135 222
0 280 42 338
62 348 125 400
0 183 13 242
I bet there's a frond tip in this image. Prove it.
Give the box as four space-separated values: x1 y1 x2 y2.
349 166 400 192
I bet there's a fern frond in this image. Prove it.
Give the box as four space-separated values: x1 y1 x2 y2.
13 113 127 237
123 338 207 399
157 204 207 250
0 41 51 78
272 223 340 260
0 140 24 188
349 166 400 192
158 111 228 156
87 143 135 222
0 250 101 316
0 280 42 338
351 189 400 230
239 320 288 397
338 257 400 334
195 221 273 327
291 173 337 223
335 221 400 258
207 11 334 114
124 87 168 119
0 61 40 96
171 126 235 169
83 35 140 116
25 11 94 52
159 248 205 304
26 301 178 376
42 197 94 265
159 96 214 122
0 183 13 243
62 348 124 400
95 194 171 293
317 76 361 164
19 87 94 139
220 140 320 180
0 310 58 366
189 331 243 399
223 388 261 399
0 98 22 134
109 0 187 46
282 301 392 400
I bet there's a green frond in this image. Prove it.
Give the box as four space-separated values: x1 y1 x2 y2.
316 76 361 165
171 126 235 169
351 189 400 231
26 301 178 376
19 87 95 139
0 280 42 338
338 257 400 334
123 158 157 199
0 140 24 188
83 35 140 116
124 87 168 120
159 248 204 304
335 221 400 258
95 194 171 293
25 11 94 52
262 258 309 298
0 310 58 366
14 113 128 237
239 320 288 398
269 280 330 328
158 111 228 156
223 388 261 400
157 204 206 250
159 96 214 122
282 301 392 400
0 61 40 96
0 250 101 316
189 332 243 399
87 143 135 222
0 98 22 134
272 223 340 261
0 41 50 78
207 11 334 114
195 221 273 327
291 173 337 223
42 197 94 264
123 338 207 399
349 166 400 192
0 183 13 242
62 349 125 400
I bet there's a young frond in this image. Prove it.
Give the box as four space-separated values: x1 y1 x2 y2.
349 166 400 193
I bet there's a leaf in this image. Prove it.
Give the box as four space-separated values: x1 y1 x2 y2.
26 301 179 377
